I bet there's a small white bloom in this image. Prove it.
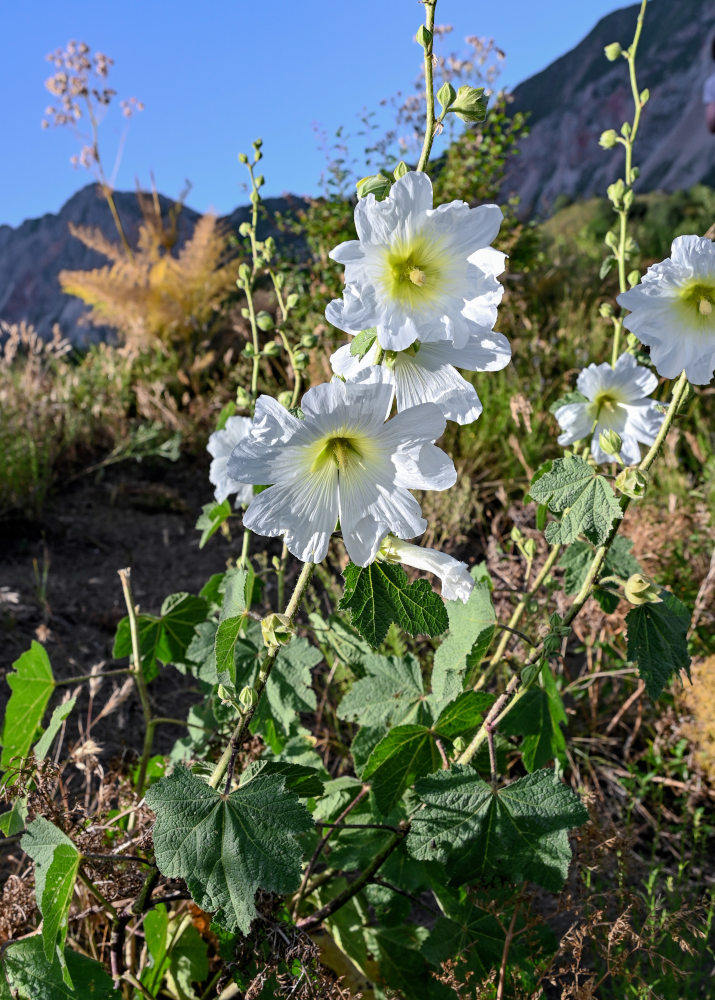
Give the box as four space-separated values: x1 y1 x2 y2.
554 353 664 466
226 375 456 566
207 416 254 505
326 171 505 352
330 327 511 425
380 535 474 603
617 234 715 385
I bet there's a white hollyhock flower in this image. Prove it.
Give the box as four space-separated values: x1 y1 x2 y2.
617 235 715 385
207 416 254 505
554 353 664 466
226 375 456 566
326 171 505 352
330 328 511 425
380 535 474 603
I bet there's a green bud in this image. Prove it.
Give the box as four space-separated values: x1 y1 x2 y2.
599 302 614 318
631 165 640 180
250 189 259 205
239 685 259 710
217 684 235 705
300 333 318 348
450 85 488 124
640 88 650 105
277 390 293 408
238 222 251 237
415 24 432 49
253 137 263 149
275 272 285 289
263 340 280 357
256 311 274 331
261 612 294 648
623 189 634 210
436 81 456 112
255 174 265 188
254 149 263 162
510 525 524 543
615 466 648 499
452 736 466 754
238 152 248 164
238 262 250 283
621 122 631 139
627 269 640 287
624 573 662 606
598 428 623 457
624 237 638 255
235 387 252 408
604 42 622 61
599 129 619 149
240 307 250 319
604 230 619 251
356 172 392 200
523 538 536 559
286 292 299 309
393 160 409 180
242 344 256 357
294 351 309 369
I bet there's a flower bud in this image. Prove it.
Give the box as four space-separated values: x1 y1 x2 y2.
416 24 432 49
242 344 256 357
450 85 488 124
286 292 299 309
615 467 648 499
624 573 662 606
240 307 250 319
239 685 259 710
598 429 623 456
238 262 250 283
599 302 614 318
238 152 248 164
263 340 281 357
256 311 274 331
255 174 265 188
599 129 619 149
300 333 318 348
294 351 309 369
627 269 640 287
217 684 235 706
235 387 252 408
393 160 409 180
277 390 293 408
604 42 622 61
261 612 294 648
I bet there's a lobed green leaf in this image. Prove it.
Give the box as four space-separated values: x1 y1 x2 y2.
528 455 622 546
626 589 691 700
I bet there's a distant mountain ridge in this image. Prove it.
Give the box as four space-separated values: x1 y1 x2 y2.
504 0 715 216
1 0 714 343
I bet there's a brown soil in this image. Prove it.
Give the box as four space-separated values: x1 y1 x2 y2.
0 454 245 758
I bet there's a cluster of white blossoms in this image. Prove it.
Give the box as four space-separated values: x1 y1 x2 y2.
559 233 715 466
207 171 511 602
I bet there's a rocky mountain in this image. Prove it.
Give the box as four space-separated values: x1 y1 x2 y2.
0 186 305 345
505 0 715 216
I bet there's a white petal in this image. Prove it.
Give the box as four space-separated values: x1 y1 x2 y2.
555 403 592 445
393 351 482 425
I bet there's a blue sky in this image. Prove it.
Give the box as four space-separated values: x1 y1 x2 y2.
1 1 633 228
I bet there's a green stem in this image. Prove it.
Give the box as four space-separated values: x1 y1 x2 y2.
460 370 689 765
78 868 118 919
296 826 407 932
610 0 647 364
238 528 252 568
415 1 437 173
208 561 316 791
118 568 154 803
56 668 131 686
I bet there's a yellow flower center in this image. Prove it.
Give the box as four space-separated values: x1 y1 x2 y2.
382 233 446 307
679 280 715 326
309 432 376 475
588 389 623 423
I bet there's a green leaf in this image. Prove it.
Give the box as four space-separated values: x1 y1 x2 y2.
1 938 116 1000
0 797 28 836
528 455 622 546
349 327 377 360
184 621 218 685
241 759 324 798
1 642 54 770
338 653 431 728
340 561 448 648
431 579 496 709
560 536 640 597
626 590 691 700
433 691 495 742
308 611 372 666
143 904 209 1000
33 697 76 761
113 593 209 682
21 818 80 965
363 725 443 814
409 766 589 892
146 766 313 933
422 900 504 975
196 499 231 549
370 926 455 1000
499 682 566 772
249 638 320 749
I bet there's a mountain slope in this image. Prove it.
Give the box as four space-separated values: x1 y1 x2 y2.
504 0 715 216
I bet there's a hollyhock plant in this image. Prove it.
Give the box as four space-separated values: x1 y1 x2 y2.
207 415 255 505
617 235 715 385
379 535 474 602
226 375 456 566
554 352 664 465
325 171 505 352
330 327 511 425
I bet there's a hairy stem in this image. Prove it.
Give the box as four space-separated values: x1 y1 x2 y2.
415 1 437 173
208 561 316 790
